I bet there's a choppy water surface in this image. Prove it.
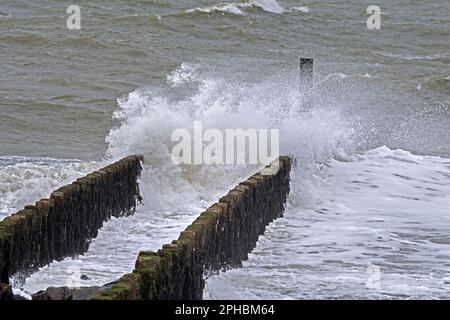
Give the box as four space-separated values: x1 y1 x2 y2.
0 0 449 298
205 148 450 299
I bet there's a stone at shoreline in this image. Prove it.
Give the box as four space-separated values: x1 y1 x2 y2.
32 283 114 300
0 283 14 300
80 274 91 281
33 287 73 300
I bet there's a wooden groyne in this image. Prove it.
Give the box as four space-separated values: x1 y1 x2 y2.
92 156 291 300
0 155 143 285
0 155 291 300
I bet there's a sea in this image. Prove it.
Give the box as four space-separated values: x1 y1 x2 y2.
0 0 449 299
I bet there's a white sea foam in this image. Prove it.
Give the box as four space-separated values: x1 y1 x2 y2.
204 147 450 299
1 0 448 300
288 6 310 14
185 1 310 16
9 63 448 299
376 52 447 61
0 157 101 222
252 0 284 13
186 0 285 16
14 63 353 296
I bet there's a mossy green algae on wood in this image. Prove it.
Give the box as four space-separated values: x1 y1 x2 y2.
94 156 291 300
0 155 144 285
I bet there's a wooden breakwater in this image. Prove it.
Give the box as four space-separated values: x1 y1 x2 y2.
91 156 291 300
0 155 143 285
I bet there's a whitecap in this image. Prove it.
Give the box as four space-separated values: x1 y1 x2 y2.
288 6 310 14
185 0 285 16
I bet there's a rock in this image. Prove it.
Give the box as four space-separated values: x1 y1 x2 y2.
0 283 14 300
80 274 90 281
32 287 73 300
72 287 107 300
32 285 112 300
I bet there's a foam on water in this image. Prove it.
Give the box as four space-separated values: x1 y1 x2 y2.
186 3 251 15
204 147 450 299
0 156 101 222
11 63 353 297
7 62 448 299
288 6 310 14
185 0 286 16
1 0 449 300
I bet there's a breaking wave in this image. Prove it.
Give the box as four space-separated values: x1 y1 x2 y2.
185 0 306 16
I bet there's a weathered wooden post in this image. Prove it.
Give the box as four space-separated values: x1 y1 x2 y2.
299 58 314 110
